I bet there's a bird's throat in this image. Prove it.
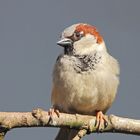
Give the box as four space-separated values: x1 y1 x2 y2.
64 47 74 55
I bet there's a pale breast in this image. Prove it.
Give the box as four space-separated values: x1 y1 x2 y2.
51 54 119 115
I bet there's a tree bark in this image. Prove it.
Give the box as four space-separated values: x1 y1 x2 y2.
0 108 140 139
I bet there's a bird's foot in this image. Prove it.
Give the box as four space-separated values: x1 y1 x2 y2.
48 108 60 118
95 111 108 132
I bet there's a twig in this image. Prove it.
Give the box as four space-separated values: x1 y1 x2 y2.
0 108 139 139
72 129 87 140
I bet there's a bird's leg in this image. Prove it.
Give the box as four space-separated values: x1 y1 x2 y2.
48 108 60 124
48 108 60 118
95 111 108 131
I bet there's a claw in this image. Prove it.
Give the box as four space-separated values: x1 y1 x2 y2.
48 108 60 118
95 111 108 132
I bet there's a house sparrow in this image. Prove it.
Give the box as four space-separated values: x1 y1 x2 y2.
51 23 120 140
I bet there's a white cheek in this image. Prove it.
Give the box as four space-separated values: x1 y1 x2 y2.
96 44 104 51
74 34 95 48
96 42 106 51
73 34 106 55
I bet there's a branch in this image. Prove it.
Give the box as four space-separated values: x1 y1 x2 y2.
0 108 140 140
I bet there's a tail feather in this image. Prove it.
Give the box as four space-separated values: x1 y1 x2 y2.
55 128 79 140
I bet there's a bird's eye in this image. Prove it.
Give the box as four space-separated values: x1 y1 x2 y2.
75 32 81 38
73 31 84 41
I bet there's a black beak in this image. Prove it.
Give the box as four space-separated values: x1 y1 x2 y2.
57 38 73 47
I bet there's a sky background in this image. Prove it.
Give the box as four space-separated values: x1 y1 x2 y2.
0 0 140 140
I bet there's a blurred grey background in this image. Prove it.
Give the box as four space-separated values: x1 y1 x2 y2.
0 0 140 140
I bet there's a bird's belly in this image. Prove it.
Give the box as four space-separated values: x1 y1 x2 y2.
52 68 118 115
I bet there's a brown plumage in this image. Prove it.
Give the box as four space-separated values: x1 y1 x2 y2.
51 23 120 140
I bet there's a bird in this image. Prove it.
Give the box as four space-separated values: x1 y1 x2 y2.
51 23 120 140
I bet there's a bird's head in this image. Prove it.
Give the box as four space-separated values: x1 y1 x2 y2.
57 23 106 55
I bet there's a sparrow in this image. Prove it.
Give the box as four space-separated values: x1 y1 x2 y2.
51 23 120 140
